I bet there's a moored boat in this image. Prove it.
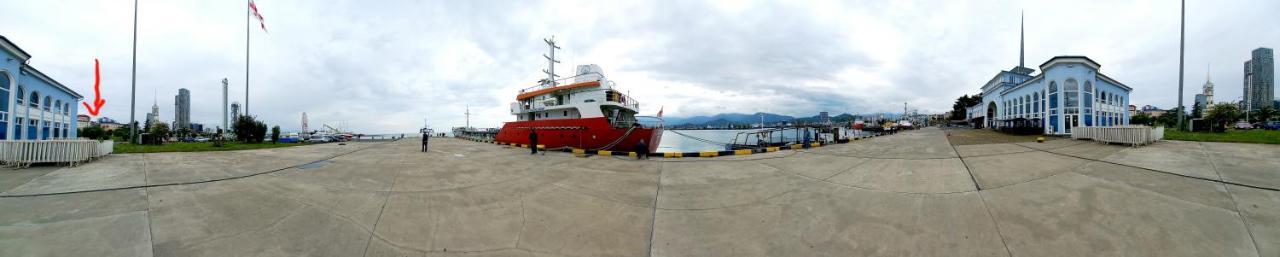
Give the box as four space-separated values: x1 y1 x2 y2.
494 37 662 152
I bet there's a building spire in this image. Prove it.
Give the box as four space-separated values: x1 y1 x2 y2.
1019 10 1025 69
1206 63 1211 82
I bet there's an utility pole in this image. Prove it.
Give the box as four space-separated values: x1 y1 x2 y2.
129 0 139 144
465 105 470 129
1176 0 1186 130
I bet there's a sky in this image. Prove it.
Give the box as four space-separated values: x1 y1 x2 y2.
1 0 1277 133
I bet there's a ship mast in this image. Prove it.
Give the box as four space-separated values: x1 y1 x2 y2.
542 36 562 86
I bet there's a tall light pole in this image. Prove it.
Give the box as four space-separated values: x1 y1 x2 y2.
1176 0 1186 130
128 0 139 143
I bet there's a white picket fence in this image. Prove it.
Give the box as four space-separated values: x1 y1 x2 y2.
0 140 114 168
1070 126 1164 146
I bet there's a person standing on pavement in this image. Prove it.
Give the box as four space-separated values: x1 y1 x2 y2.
529 129 539 155
634 139 649 160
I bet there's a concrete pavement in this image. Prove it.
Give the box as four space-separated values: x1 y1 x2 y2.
0 127 1276 257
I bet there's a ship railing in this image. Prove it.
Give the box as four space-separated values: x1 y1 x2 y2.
517 72 606 94
729 127 824 150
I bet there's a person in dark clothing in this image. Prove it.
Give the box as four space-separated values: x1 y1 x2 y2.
421 133 430 152
634 139 649 160
529 130 539 155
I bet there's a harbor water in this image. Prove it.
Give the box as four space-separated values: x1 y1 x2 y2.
657 128 875 152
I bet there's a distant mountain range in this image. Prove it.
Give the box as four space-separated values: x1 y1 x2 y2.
663 112 902 127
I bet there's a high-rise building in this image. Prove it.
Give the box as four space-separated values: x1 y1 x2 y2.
146 101 160 127
1243 47 1274 111
230 102 241 123
174 88 191 130
1194 94 1206 110
1203 65 1215 112
222 78 229 132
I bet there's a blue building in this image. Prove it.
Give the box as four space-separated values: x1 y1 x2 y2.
1 35 83 140
965 19 1132 135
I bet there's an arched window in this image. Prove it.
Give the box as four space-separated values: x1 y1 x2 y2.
29 91 39 108
0 73 9 114
16 86 25 106
1049 81 1059 109
54 100 61 112
64 103 70 115
43 96 51 111
1033 92 1040 113
1064 79 1079 109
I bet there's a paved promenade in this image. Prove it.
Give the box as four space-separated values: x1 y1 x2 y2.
0 127 1276 257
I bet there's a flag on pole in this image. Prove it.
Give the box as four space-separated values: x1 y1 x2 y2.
249 0 267 32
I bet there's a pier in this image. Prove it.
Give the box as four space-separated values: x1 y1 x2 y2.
0 127 1277 256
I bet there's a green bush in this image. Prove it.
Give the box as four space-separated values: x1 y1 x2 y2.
233 115 269 143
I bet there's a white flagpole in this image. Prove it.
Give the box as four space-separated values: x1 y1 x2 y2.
245 0 251 117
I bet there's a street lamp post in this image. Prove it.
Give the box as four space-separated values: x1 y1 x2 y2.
1176 0 1186 131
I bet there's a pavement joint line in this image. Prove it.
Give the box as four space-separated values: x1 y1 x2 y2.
975 189 1016 257
644 161 665 257
1199 142 1264 256
361 157 401 257
0 141 395 198
1012 141 1280 192
945 131 983 191
142 153 156 257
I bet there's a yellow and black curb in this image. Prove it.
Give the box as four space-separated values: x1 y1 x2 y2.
480 133 883 159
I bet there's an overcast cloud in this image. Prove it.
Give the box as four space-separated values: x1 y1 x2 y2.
2 0 1277 133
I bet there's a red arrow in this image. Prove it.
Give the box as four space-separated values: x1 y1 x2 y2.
81 59 105 116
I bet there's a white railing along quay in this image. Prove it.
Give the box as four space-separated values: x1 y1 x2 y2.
1071 126 1164 147
0 140 114 168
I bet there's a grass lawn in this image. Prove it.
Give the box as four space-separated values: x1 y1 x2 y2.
1164 129 1280 144
114 141 310 153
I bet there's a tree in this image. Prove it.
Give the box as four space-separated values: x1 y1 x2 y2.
78 125 107 140
951 94 981 121
1130 112 1153 126
175 127 192 139
1154 107 1186 129
271 126 281 144
148 122 170 144
1205 103 1241 131
1252 106 1277 123
233 115 268 143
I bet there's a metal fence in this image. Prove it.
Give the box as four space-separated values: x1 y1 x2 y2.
1070 126 1164 146
0 140 114 168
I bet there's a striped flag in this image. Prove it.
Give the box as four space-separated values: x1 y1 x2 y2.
249 0 266 32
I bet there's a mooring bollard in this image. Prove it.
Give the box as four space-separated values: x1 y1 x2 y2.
1037 136 1045 143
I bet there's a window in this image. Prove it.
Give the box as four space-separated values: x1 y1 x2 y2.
54 100 61 113
1064 79 1079 108
43 96 51 111
16 86 24 106
1049 81 1059 109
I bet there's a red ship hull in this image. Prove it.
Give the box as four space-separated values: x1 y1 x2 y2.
495 117 662 152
